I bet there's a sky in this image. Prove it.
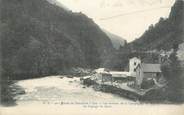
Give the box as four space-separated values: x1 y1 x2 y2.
56 0 175 42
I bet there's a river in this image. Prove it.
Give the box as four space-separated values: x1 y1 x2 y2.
9 76 137 105
1 76 139 114
1 76 179 115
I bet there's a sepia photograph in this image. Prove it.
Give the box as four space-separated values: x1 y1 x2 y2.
0 0 184 114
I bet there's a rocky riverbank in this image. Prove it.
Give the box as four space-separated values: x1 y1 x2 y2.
0 80 25 106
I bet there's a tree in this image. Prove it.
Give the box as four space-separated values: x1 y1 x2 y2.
161 43 184 102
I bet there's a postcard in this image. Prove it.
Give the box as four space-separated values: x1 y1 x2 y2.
0 0 184 115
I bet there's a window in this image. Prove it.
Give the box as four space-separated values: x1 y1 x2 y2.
134 68 136 72
134 62 136 65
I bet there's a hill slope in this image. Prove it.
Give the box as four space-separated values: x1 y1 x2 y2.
126 0 184 51
103 30 127 50
46 0 69 10
0 0 114 79
107 0 184 70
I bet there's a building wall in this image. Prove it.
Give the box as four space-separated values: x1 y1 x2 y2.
136 71 161 87
144 73 157 78
129 57 141 77
143 72 160 81
135 66 144 86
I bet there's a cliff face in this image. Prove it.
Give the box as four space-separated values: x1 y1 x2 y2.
0 0 114 79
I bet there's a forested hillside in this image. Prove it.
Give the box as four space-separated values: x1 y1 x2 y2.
108 0 184 71
127 0 184 51
0 0 114 79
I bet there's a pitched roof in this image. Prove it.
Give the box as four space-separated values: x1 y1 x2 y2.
141 63 161 73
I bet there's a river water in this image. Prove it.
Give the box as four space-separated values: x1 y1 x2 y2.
11 76 136 106
0 76 177 115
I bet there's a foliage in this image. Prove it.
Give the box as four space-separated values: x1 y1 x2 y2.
0 0 114 80
161 43 184 102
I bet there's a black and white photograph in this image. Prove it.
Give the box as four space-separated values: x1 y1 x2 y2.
0 0 184 114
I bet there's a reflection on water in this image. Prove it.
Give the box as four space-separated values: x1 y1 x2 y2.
3 76 137 107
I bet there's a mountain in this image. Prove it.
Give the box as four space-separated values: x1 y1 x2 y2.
46 0 69 11
107 0 184 70
103 30 127 50
0 0 114 79
126 0 184 51
108 1 184 102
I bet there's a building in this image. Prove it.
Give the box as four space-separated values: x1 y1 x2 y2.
135 63 162 87
110 71 133 83
96 72 112 83
89 57 163 90
93 69 131 84
110 71 130 77
93 68 113 84
129 57 141 77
